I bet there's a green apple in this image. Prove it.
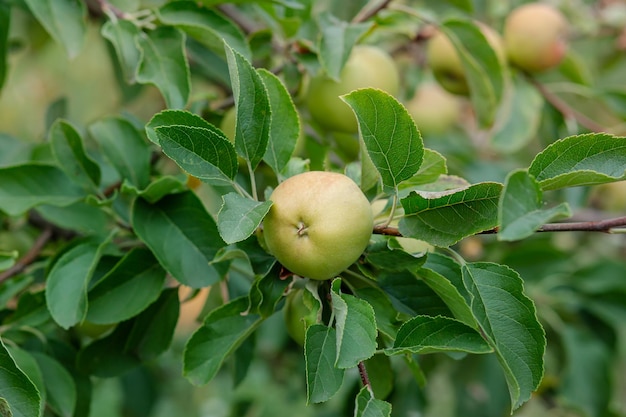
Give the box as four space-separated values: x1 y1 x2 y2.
427 24 505 95
589 181 626 212
283 288 317 345
306 45 399 134
263 171 373 280
405 82 461 136
504 3 569 73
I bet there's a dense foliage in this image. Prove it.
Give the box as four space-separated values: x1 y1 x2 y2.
1 0 625 416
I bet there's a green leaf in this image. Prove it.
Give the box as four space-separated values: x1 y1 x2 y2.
399 182 502 247
121 176 187 204
317 12 372 81
418 267 475 327
155 125 238 186
4 346 45 413
132 192 226 288
4 291 50 328
46 237 112 329
31 353 76 417
101 19 142 83
0 164 84 216
0 338 42 417
36 201 111 235
225 44 271 169
398 149 448 190
342 88 424 193
378 270 452 318
247 264 290 318
258 69 301 174
528 133 626 190
23 0 86 58
462 262 545 411
498 170 571 241
89 117 151 189
443 0 473 12
217 193 272 244
157 1 251 60
305 324 345 404
354 287 401 340
0 134 32 168
440 19 505 127
86 248 166 324
385 315 492 355
0 4 9 91
354 386 392 417
0 251 17 272
145 109 214 145
136 26 190 109
183 297 262 385
50 119 101 192
491 74 543 153
330 279 377 369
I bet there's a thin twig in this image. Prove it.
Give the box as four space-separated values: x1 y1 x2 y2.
357 361 372 391
0 227 53 284
352 0 394 23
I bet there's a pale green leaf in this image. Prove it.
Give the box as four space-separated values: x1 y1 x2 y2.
155 125 238 186
528 133 626 190
462 262 545 411
131 191 225 288
136 26 190 109
342 88 424 193
0 339 41 417
330 279 377 369
0 164 84 216
0 251 18 272
385 315 492 355
23 0 86 58
498 170 571 241
225 44 271 169
101 19 141 83
418 267 475 327
354 386 392 417
398 148 448 190
217 193 272 244
183 297 262 385
305 324 345 404
399 182 502 247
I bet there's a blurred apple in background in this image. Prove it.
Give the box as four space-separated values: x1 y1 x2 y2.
405 82 461 137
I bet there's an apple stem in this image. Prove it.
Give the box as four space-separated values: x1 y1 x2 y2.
247 161 259 201
296 221 309 237
380 193 399 229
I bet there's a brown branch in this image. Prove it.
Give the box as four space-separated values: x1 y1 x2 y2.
357 361 371 388
527 76 608 133
0 227 53 284
353 0 394 23
93 0 126 19
217 4 260 35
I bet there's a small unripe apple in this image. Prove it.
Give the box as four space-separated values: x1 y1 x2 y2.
283 288 317 345
504 3 569 72
306 45 400 134
427 25 505 95
405 83 461 136
589 181 626 212
263 171 373 280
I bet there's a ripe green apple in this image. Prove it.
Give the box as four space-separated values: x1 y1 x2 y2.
405 82 461 136
305 45 400 134
427 24 505 95
263 171 373 280
504 3 569 73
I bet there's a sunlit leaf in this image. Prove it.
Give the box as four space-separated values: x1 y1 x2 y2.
217 193 272 244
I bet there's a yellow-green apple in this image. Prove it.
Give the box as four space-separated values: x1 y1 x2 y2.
504 3 569 72
283 288 317 345
263 171 373 280
306 45 399 134
405 82 461 136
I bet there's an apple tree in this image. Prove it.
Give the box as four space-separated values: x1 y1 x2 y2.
0 0 625 416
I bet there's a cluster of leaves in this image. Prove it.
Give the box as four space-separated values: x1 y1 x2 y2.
1 0 626 416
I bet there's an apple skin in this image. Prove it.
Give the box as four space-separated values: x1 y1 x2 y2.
283 288 317 346
405 82 461 136
263 171 373 281
504 3 569 73
427 25 505 96
306 45 399 134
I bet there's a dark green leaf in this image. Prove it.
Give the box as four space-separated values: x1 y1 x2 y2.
343 88 424 193
498 170 571 241
528 133 626 190
0 4 9 91
132 192 225 288
247 264 289 318
183 297 262 385
258 69 301 174
101 19 141 83
0 164 84 216
86 248 166 324
378 270 452 318
31 353 76 417
0 339 42 417
386 315 492 355
354 385 392 417
0 250 17 272
157 1 251 60
305 324 345 404
330 279 377 368
46 237 112 329
418 267 475 327
363 354 393 400
225 44 271 169
156 125 238 186
120 176 187 204
4 291 50 328
462 262 545 411
145 109 214 145
217 193 272 244
89 116 151 189
50 119 101 192
23 0 86 58
443 0 473 12
136 26 190 109
354 287 401 340
399 182 502 247
0 134 32 168
36 201 111 235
